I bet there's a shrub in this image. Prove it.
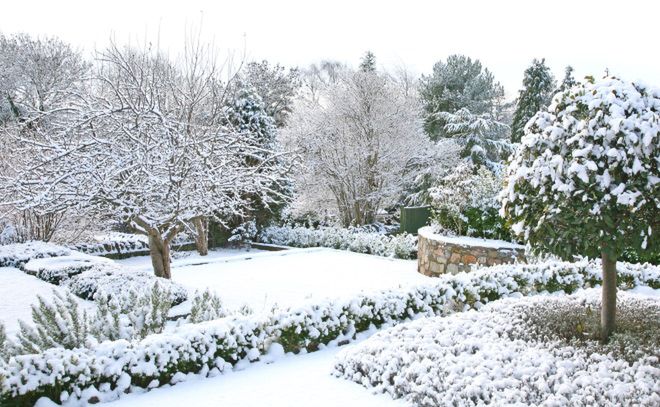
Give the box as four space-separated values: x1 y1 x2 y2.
0 259 657 405
0 241 72 269
0 323 8 362
14 291 90 355
188 290 226 324
22 254 112 285
64 264 188 306
334 290 660 406
258 226 417 259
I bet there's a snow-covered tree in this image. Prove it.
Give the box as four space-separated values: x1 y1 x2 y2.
359 51 377 72
420 55 505 140
557 65 576 93
500 76 659 342
437 108 512 169
0 43 292 278
240 60 300 127
285 69 430 226
510 58 556 142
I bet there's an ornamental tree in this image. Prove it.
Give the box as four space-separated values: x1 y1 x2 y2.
510 58 555 143
500 76 659 342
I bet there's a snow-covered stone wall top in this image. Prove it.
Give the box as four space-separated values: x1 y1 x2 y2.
418 227 524 250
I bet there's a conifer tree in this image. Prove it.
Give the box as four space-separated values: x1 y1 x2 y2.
359 51 377 72
558 65 576 93
510 58 556 142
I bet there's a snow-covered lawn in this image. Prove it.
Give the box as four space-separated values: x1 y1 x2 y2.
0 267 94 336
118 248 426 313
89 336 408 407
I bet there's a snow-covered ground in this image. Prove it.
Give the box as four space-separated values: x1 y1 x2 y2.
0 267 94 335
89 338 409 407
119 247 426 313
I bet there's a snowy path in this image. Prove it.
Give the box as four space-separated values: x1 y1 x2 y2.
119 248 428 313
101 341 409 407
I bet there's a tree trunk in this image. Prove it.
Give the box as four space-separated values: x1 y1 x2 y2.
193 217 209 256
148 233 172 279
601 251 617 343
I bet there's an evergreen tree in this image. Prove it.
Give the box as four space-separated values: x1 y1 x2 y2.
420 55 505 140
510 58 556 142
558 65 576 93
359 51 377 72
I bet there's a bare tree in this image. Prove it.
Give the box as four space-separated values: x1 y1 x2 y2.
284 69 430 226
1 41 293 278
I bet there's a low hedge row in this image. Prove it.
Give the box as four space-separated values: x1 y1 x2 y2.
1 259 658 405
257 226 418 259
0 242 72 269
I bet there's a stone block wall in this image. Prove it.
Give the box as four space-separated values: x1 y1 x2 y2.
417 226 526 277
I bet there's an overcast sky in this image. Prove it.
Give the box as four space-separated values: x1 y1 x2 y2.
2 0 659 98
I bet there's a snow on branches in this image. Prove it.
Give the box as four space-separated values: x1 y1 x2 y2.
0 42 294 277
501 76 659 260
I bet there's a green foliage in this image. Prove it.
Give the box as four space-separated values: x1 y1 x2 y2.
420 55 505 140
510 58 556 142
15 291 89 354
619 247 659 265
359 51 377 72
189 289 226 324
433 206 512 241
0 322 8 362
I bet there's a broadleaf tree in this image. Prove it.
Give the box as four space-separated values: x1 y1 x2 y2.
0 42 293 278
500 76 659 342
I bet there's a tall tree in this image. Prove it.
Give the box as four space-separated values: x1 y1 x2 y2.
557 65 576 93
419 55 505 140
510 58 556 142
0 43 292 278
501 76 659 342
285 69 430 226
240 60 300 127
359 51 377 72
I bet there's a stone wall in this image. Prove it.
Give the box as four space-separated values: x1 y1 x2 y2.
417 226 526 277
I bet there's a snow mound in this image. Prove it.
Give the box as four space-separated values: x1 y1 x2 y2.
334 289 660 406
23 253 113 284
0 241 72 269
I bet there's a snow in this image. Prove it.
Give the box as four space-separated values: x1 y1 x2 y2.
0 267 94 336
119 248 426 313
88 338 408 407
419 226 524 250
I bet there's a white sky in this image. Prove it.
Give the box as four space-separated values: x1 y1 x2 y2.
2 0 659 98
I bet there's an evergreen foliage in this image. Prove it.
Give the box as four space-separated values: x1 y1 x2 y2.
420 55 505 140
510 58 556 142
359 51 377 72
188 289 226 324
557 65 576 93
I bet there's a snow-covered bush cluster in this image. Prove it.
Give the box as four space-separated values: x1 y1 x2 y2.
334 289 660 406
22 253 112 284
429 161 511 240
0 241 72 269
258 226 417 259
1 258 657 405
64 264 188 306
69 232 194 257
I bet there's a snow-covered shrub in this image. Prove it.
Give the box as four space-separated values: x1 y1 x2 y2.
0 323 8 362
92 283 173 341
258 226 417 259
22 253 112 284
69 232 194 257
188 289 226 324
14 291 90 355
1 259 657 405
64 264 188 306
0 241 72 269
334 290 660 406
228 221 258 245
430 161 510 240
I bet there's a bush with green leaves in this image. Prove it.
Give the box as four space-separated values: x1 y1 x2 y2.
1 258 657 405
501 76 659 341
430 162 512 240
188 289 226 324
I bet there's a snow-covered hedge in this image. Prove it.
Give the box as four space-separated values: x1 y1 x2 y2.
1 259 658 405
0 241 73 269
70 232 194 258
23 254 113 285
334 290 660 406
258 226 417 259
64 264 188 306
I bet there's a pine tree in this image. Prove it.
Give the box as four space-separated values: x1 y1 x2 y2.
419 55 505 140
558 65 576 93
510 58 556 142
359 51 377 72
